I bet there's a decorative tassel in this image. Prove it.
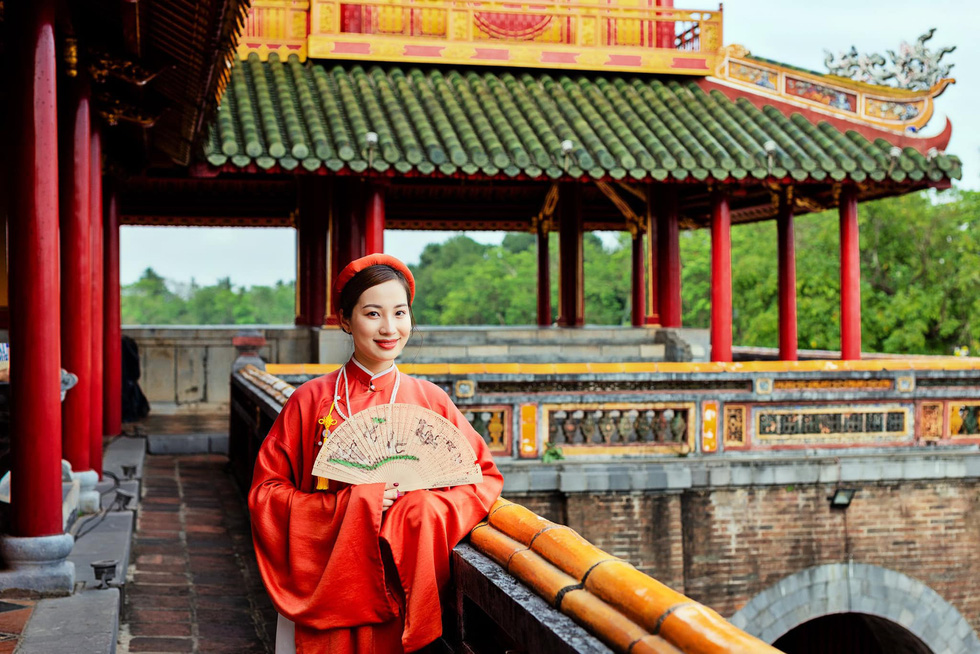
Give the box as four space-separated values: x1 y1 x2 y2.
315 475 331 491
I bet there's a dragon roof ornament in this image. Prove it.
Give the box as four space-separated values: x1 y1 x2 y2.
825 29 955 91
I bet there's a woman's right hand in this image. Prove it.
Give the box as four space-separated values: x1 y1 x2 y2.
382 483 400 512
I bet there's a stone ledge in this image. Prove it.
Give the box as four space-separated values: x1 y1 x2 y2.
16 589 119 654
498 449 980 493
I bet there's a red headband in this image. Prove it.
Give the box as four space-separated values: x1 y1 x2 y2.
333 254 416 315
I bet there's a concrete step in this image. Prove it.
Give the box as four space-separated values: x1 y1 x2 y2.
16 590 120 654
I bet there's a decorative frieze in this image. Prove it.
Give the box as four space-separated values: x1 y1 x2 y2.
544 402 695 456
755 404 913 446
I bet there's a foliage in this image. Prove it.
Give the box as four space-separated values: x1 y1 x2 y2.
680 189 980 355
121 268 295 325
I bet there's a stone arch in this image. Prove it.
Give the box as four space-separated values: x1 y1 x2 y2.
729 562 980 654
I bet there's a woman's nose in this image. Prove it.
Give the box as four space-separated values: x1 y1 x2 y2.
379 316 395 333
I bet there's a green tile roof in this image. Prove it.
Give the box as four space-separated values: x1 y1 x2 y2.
204 53 961 184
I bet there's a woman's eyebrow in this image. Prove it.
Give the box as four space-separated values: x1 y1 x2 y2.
361 303 409 309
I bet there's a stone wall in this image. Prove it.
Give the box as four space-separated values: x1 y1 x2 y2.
500 451 980 648
125 326 314 414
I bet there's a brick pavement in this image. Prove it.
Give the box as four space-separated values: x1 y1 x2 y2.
119 454 277 654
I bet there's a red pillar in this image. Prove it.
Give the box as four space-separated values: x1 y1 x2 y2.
777 191 798 361
655 0 674 48
103 185 122 435
6 0 64 537
89 125 105 476
839 187 862 360
295 179 329 326
536 223 551 326
365 184 385 255
657 188 681 327
558 184 584 327
631 230 645 326
59 80 92 473
644 187 660 325
710 191 732 362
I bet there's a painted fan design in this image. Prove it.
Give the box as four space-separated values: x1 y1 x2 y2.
312 404 484 491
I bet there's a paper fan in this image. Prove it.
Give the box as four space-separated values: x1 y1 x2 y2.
312 404 484 492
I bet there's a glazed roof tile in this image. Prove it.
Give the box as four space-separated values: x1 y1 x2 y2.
205 53 961 184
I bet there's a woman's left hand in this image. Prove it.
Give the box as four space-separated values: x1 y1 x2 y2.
382 482 401 512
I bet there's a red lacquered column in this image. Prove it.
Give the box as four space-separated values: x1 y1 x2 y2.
59 80 92 472
536 222 551 326
777 192 798 361
644 187 660 325
558 183 584 327
710 191 732 363
655 0 675 48
103 186 122 435
839 187 862 360
7 0 64 537
89 125 104 477
657 188 681 327
365 184 385 255
631 230 645 326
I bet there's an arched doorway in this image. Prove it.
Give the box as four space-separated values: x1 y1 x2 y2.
773 612 933 654
729 563 980 654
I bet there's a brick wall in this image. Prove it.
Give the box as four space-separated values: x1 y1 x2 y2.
512 479 980 634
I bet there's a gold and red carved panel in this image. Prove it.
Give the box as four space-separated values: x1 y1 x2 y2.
238 0 310 61
542 402 696 457
715 46 952 135
461 405 512 457
723 404 748 450
306 0 721 74
919 402 943 441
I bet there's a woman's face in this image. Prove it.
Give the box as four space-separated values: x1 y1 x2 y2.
341 279 412 373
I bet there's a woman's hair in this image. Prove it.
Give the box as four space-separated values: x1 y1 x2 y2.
338 264 414 324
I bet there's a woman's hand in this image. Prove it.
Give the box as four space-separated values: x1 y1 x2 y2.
382 482 401 512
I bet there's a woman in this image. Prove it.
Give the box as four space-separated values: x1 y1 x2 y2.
249 254 504 654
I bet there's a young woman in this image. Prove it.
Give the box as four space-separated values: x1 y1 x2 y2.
249 254 504 654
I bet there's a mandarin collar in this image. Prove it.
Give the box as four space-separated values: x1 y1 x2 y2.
345 357 398 391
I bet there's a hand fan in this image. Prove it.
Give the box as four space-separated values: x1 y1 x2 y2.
312 403 484 492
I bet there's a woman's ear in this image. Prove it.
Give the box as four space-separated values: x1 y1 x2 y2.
339 315 351 334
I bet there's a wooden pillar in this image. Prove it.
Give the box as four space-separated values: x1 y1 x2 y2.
59 79 92 473
710 190 732 363
839 187 861 360
365 183 384 255
536 222 551 326
89 124 104 477
557 184 584 327
295 179 329 326
777 190 798 361
103 185 122 435
6 0 64 537
657 187 681 327
630 229 645 326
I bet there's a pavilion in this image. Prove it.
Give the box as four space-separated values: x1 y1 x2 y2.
0 0 962 594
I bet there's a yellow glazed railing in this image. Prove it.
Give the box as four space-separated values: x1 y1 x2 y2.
474 498 782 653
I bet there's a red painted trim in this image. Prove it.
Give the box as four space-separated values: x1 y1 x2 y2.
7 0 64 537
671 57 708 70
60 80 92 472
710 192 732 362
103 188 122 436
89 125 104 477
333 42 371 55
777 195 798 361
404 45 444 57
608 54 642 67
839 188 862 360
473 48 509 61
541 52 579 64
699 78 954 154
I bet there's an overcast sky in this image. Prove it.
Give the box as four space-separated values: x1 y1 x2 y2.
121 0 977 288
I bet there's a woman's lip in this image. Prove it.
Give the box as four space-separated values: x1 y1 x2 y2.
375 339 399 350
